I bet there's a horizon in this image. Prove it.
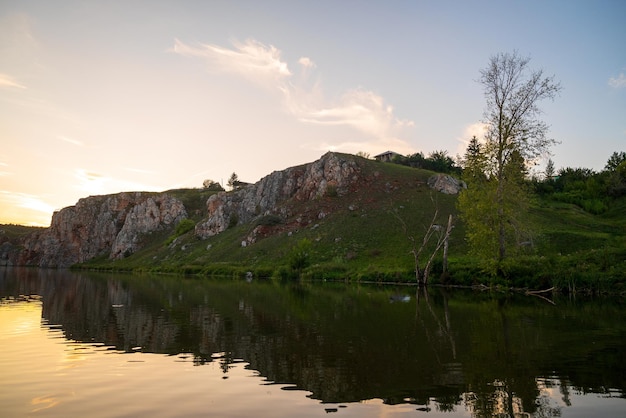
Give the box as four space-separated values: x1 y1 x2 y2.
1 1 624 226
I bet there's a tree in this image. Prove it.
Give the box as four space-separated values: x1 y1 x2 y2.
426 150 461 175
392 199 454 286
203 179 224 191
227 172 239 190
604 152 626 197
604 151 626 172
459 51 561 266
544 158 555 180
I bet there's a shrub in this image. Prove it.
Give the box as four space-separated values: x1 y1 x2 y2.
228 213 239 228
255 214 282 226
165 218 196 246
175 218 195 236
289 239 312 274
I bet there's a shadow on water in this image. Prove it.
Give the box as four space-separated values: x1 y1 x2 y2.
1 267 625 416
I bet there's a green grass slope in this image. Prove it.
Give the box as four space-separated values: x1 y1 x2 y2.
70 154 626 290
82 155 463 281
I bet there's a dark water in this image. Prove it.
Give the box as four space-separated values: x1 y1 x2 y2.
1 268 624 417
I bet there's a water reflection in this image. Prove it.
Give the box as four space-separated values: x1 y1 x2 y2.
1 267 625 417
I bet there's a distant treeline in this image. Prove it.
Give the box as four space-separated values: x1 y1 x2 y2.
390 150 626 215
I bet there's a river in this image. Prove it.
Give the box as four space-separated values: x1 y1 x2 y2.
1 267 624 417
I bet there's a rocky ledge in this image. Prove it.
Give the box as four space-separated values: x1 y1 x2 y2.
3 152 465 268
15 192 187 267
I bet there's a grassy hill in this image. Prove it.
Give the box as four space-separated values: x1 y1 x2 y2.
69 154 625 292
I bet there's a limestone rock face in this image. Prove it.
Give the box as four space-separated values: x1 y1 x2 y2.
17 192 187 267
110 195 187 259
195 152 360 239
427 174 466 195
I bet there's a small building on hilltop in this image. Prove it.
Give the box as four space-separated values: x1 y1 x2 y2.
374 151 402 163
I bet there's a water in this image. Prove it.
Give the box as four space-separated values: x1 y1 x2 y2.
1 268 624 417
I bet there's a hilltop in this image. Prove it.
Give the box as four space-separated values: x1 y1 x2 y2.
1 152 624 291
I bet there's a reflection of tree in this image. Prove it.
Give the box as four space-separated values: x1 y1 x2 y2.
416 288 457 364
464 377 564 417
3 268 625 415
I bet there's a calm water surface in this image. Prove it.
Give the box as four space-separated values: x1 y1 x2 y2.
1 267 624 417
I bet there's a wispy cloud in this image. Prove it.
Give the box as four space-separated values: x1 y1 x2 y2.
173 38 291 86
0 190 54 226
0 73 26 89
0 162 11 177
173 38 414 151
74 168 160 196
298 57 315 69
608 72 626 89
288 88 413 139
58 135 84 146
125 167 155 175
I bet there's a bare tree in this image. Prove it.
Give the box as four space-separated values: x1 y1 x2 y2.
392 199 454 286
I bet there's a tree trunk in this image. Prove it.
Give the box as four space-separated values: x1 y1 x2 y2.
442 214 452 274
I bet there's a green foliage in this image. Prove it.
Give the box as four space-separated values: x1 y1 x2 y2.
73 152 625 292
289 238 312 274
391 150 461 175
175 218 195 236
325 184 338 197
228 212 239 229
535 160 626 213
458 52 560 267
605 151 626 171
203 179 224 191
255 214 282 227
458 143 532 272
165 218 195 246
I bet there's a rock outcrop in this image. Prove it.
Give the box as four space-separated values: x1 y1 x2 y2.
195 152 360 239
16 192 187 267
427 174 466 195
5 152 465 267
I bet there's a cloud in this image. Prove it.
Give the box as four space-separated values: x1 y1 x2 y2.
125 167 155 175
0 190 55 226
74 168 160 196
0 73 26 89
608 73 626 89
174 38 415 150
298 57 315 69
0 161 12 177
173 38 291 85
289 88 413 140
58 135 84 146
455 122 488 155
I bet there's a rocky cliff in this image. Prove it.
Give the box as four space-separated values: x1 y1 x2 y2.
4 152 465 268
194 152 360 239
14 192 187 267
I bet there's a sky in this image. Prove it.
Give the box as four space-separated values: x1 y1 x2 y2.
1 0 625 226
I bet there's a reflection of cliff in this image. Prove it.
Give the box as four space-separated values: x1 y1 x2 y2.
2 268 624 415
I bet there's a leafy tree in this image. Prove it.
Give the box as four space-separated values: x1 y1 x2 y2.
426 150 461 174
544 158 555 180
203 179 224 191
459 51 561 266
604 152 626 197
391 151 460 175
604 151 626 172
